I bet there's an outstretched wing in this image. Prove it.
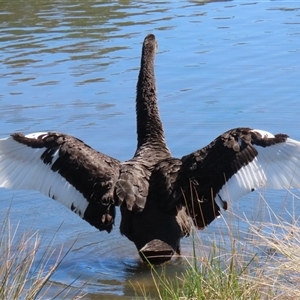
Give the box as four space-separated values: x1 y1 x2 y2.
0 132 121 233
155 128 300 230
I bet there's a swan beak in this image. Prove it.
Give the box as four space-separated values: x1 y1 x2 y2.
139 239 175 264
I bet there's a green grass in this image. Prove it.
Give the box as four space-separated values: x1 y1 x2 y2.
135 193 300 300
139 240 268 300
0 212 85 299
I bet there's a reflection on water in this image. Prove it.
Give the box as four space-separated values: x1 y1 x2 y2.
1 0 300 298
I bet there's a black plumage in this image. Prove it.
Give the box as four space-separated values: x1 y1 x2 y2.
1 34 300 264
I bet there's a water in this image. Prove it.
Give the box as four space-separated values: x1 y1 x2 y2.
1 0 300 298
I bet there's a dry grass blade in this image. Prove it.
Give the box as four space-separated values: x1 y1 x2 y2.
134 190 300 300
0 210 86 300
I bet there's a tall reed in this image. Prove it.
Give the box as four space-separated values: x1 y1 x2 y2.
0 211 85 299
135 192 300 299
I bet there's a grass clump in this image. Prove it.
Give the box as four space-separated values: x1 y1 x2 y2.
136 194 300 300
0 213 85 299
247 220 300 299
142 240 271 300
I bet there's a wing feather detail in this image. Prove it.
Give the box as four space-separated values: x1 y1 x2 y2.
218 137 300 204
158 128 300 230
0 132 121 232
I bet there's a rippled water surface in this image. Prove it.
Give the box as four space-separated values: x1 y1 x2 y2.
1 0 300 298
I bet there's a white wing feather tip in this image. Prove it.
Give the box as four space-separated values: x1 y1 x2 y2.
218 135 300 204
24 132 47 138
0 134 89 218
251 129 275 138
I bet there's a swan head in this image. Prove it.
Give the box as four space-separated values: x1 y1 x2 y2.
143 33 158 55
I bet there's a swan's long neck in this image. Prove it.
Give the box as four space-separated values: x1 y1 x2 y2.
135 36 169 155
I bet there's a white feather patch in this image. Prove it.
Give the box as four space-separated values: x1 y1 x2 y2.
216 137 300 207
25 132 48 139
0 134 89 218
251 129 275 138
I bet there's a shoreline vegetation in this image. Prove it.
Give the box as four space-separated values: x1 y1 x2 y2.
1 193 300 299
0 211 85 299
135 193 300 300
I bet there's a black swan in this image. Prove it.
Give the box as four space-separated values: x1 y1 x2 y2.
1 34 300 264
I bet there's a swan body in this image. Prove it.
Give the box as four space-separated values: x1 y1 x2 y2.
1 34 300 264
